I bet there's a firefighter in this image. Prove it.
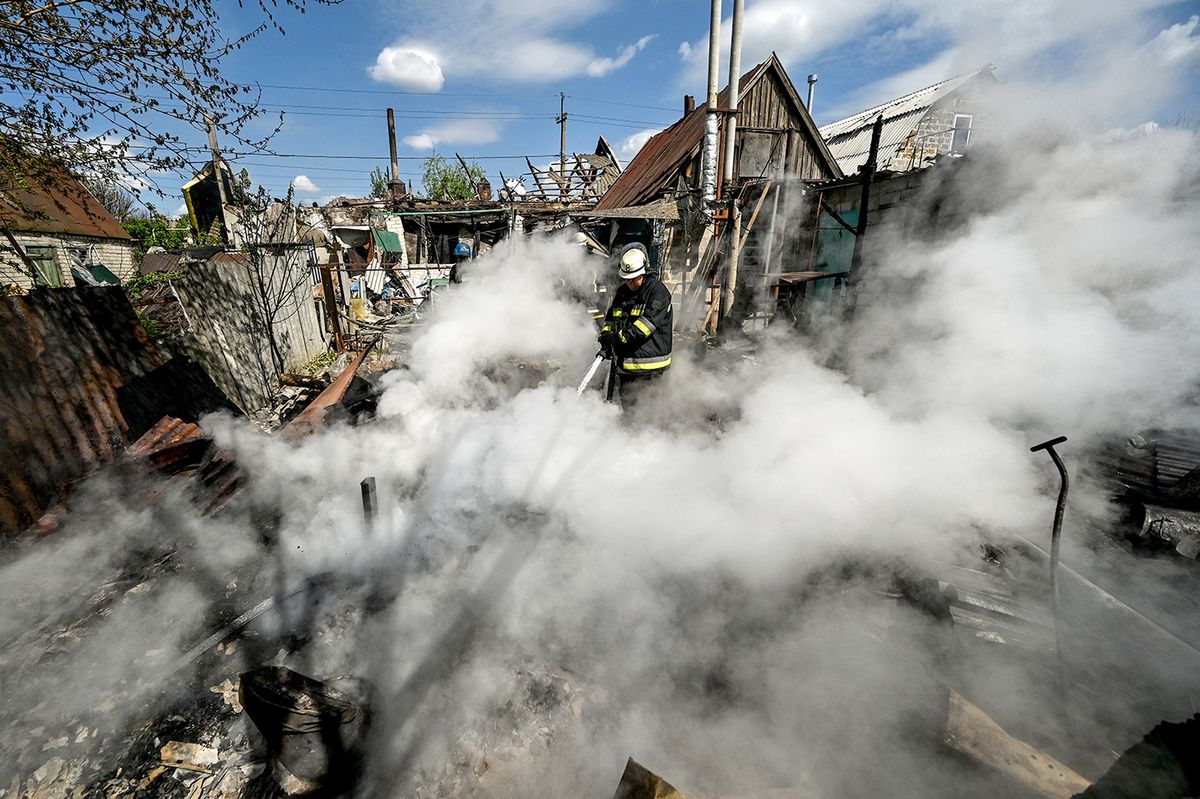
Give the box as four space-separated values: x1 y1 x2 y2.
449 240 473 284
598 244 672 412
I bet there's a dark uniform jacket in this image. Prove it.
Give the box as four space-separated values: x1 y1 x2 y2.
601 275 672 375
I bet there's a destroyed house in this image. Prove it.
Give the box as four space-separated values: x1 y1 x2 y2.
595 52 842 217
0 166 134 291
820 65 997 174
589 54 842 333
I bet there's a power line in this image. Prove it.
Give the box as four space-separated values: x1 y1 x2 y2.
567 95 679 112
572 113 674 126
256 82 555 99
223 152 560 161
143 97 551 120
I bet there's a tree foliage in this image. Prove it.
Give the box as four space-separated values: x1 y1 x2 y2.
123 215 190 262
0 0 339 195
369 165 389 199
84 179 137 221
421 154 487 201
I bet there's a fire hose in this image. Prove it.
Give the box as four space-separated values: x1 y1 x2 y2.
575 348 619 403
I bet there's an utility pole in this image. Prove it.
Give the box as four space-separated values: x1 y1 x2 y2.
557 92 568 201
204 113 231 243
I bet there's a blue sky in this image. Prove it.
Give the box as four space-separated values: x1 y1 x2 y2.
190 0 1200 205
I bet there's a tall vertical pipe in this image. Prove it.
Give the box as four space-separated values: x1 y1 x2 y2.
807 73 818 112
719 0 745 328
700 0 722 203
720 0 745 186
387 108 400 199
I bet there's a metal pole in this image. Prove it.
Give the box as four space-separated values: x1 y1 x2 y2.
718 0 744 327
360 476 377 535
701 0 722 203
807 73 818 112
720 0 745 187
1031 435 1071 716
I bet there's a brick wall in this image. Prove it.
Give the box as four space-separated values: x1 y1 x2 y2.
0 233 135 291
891 95 985 172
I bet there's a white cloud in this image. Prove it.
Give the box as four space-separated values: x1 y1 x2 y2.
369 1 651 86
292 175 320 193
403 134 437 151
675 0 1188 114
587 35 656 78
369 46 445 92
617 127 663 163
1142 14 1200 67
402 118 503 151
172 204 188 218
821 49 962 122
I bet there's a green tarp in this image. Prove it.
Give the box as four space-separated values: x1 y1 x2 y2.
71 262 121 286
371 228 404 254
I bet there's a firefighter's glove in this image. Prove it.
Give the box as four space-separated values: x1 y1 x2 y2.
598 329 615 354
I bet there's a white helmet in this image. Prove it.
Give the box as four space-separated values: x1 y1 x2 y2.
618 247 647 279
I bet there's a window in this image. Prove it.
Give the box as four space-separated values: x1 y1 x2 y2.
24 245 62 288
951 114 973 154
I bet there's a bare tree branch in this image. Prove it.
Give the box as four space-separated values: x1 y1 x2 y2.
0 0 340 201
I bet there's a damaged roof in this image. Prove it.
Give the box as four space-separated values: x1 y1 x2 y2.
595 53 842 212
0 165 131 240
819 66 996 173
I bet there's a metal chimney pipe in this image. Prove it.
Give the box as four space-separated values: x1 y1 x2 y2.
700 0 722 203
807 73 818 113
684 94 696 115
720 0 745 186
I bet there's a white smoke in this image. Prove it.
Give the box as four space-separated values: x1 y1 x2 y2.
3 4 1200 797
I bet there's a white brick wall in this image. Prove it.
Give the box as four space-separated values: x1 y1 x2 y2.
0 233 135 291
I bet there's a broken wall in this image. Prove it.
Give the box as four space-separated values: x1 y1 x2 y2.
0 233 136 291
0 287 233 536
168 255 328 416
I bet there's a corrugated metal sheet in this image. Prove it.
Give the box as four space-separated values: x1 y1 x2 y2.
0 166 131 240
823 107 930 175
140 251 183 275
596 54 841 211
819 68 991 174
0 287 164 535
581 200 680 220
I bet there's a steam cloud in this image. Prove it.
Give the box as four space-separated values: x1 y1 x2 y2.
3 5 1200 798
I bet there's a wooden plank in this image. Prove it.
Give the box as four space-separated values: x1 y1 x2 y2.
944 690 1091 799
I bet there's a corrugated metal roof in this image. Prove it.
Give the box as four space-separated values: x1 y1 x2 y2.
581 199 680 220
0 166 131 240
819 67 993 174
140 251 183 275
596 53 840 211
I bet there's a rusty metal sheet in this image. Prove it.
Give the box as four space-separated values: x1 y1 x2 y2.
282 349 368 441
0 166 131 240
0 287 164 535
